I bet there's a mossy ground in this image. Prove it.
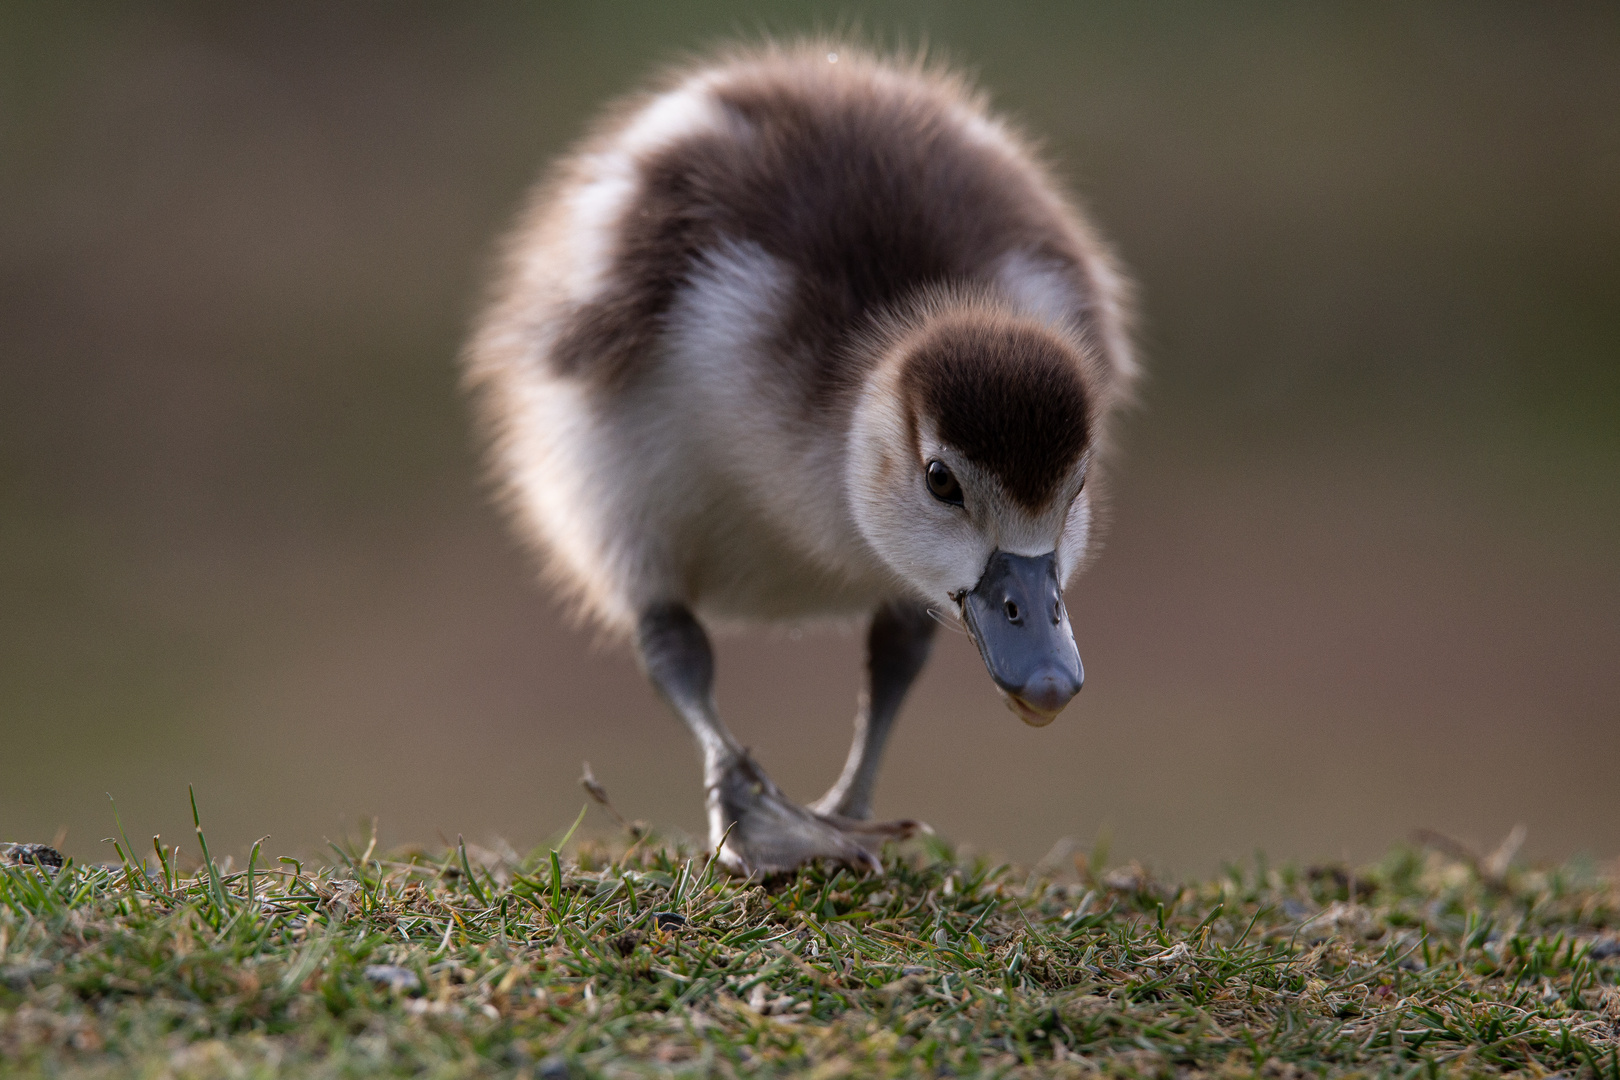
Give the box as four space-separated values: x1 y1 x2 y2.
2 807 1617 1078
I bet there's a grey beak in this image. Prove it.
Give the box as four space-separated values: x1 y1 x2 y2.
958 550 1084 726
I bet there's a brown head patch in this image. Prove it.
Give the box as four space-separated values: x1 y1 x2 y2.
899 316 1089 511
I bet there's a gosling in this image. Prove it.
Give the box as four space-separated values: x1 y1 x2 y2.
463 43 1136 875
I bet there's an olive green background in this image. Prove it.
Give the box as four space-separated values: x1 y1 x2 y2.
3 3 1616 872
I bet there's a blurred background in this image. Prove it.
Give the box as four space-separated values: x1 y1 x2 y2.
3 3 1616 876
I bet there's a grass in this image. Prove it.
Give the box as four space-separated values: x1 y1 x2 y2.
2 802 1618 1078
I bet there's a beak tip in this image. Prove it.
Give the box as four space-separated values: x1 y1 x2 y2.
1025 666 1083 712
1005 665 1083 726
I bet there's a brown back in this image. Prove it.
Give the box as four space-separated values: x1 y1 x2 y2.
551 52 1103 421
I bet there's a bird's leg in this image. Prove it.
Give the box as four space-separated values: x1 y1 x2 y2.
636 603 914 876
811 600 937 820
636 603 740 781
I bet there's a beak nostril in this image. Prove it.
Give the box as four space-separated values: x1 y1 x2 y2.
1003 598 1020 623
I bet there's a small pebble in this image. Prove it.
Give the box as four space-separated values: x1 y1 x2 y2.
1588 937 1620 960
652 911 686 930
1282 899 1315 921
901 965 929 976
933 928 949 947
363 964 421 993
538 1055 571 1080
2 844 64 871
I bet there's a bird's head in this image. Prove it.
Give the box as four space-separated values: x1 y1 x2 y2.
847 297 1099 726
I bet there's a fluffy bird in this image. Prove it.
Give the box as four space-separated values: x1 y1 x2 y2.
463 44 1136 875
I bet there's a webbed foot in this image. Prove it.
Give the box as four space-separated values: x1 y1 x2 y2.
708 752 922 876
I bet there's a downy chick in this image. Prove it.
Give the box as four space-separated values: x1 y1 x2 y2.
464 43 1136 874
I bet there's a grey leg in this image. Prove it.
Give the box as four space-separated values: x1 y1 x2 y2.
811 600 937 820
636 603 739 777
637 603 916 876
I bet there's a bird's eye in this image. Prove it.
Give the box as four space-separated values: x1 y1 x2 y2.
925 460 964 506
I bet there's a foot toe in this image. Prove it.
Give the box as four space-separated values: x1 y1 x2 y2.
709 754 914 876
816 814 930 840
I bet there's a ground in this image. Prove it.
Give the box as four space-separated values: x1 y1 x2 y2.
2 807 1618 1078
